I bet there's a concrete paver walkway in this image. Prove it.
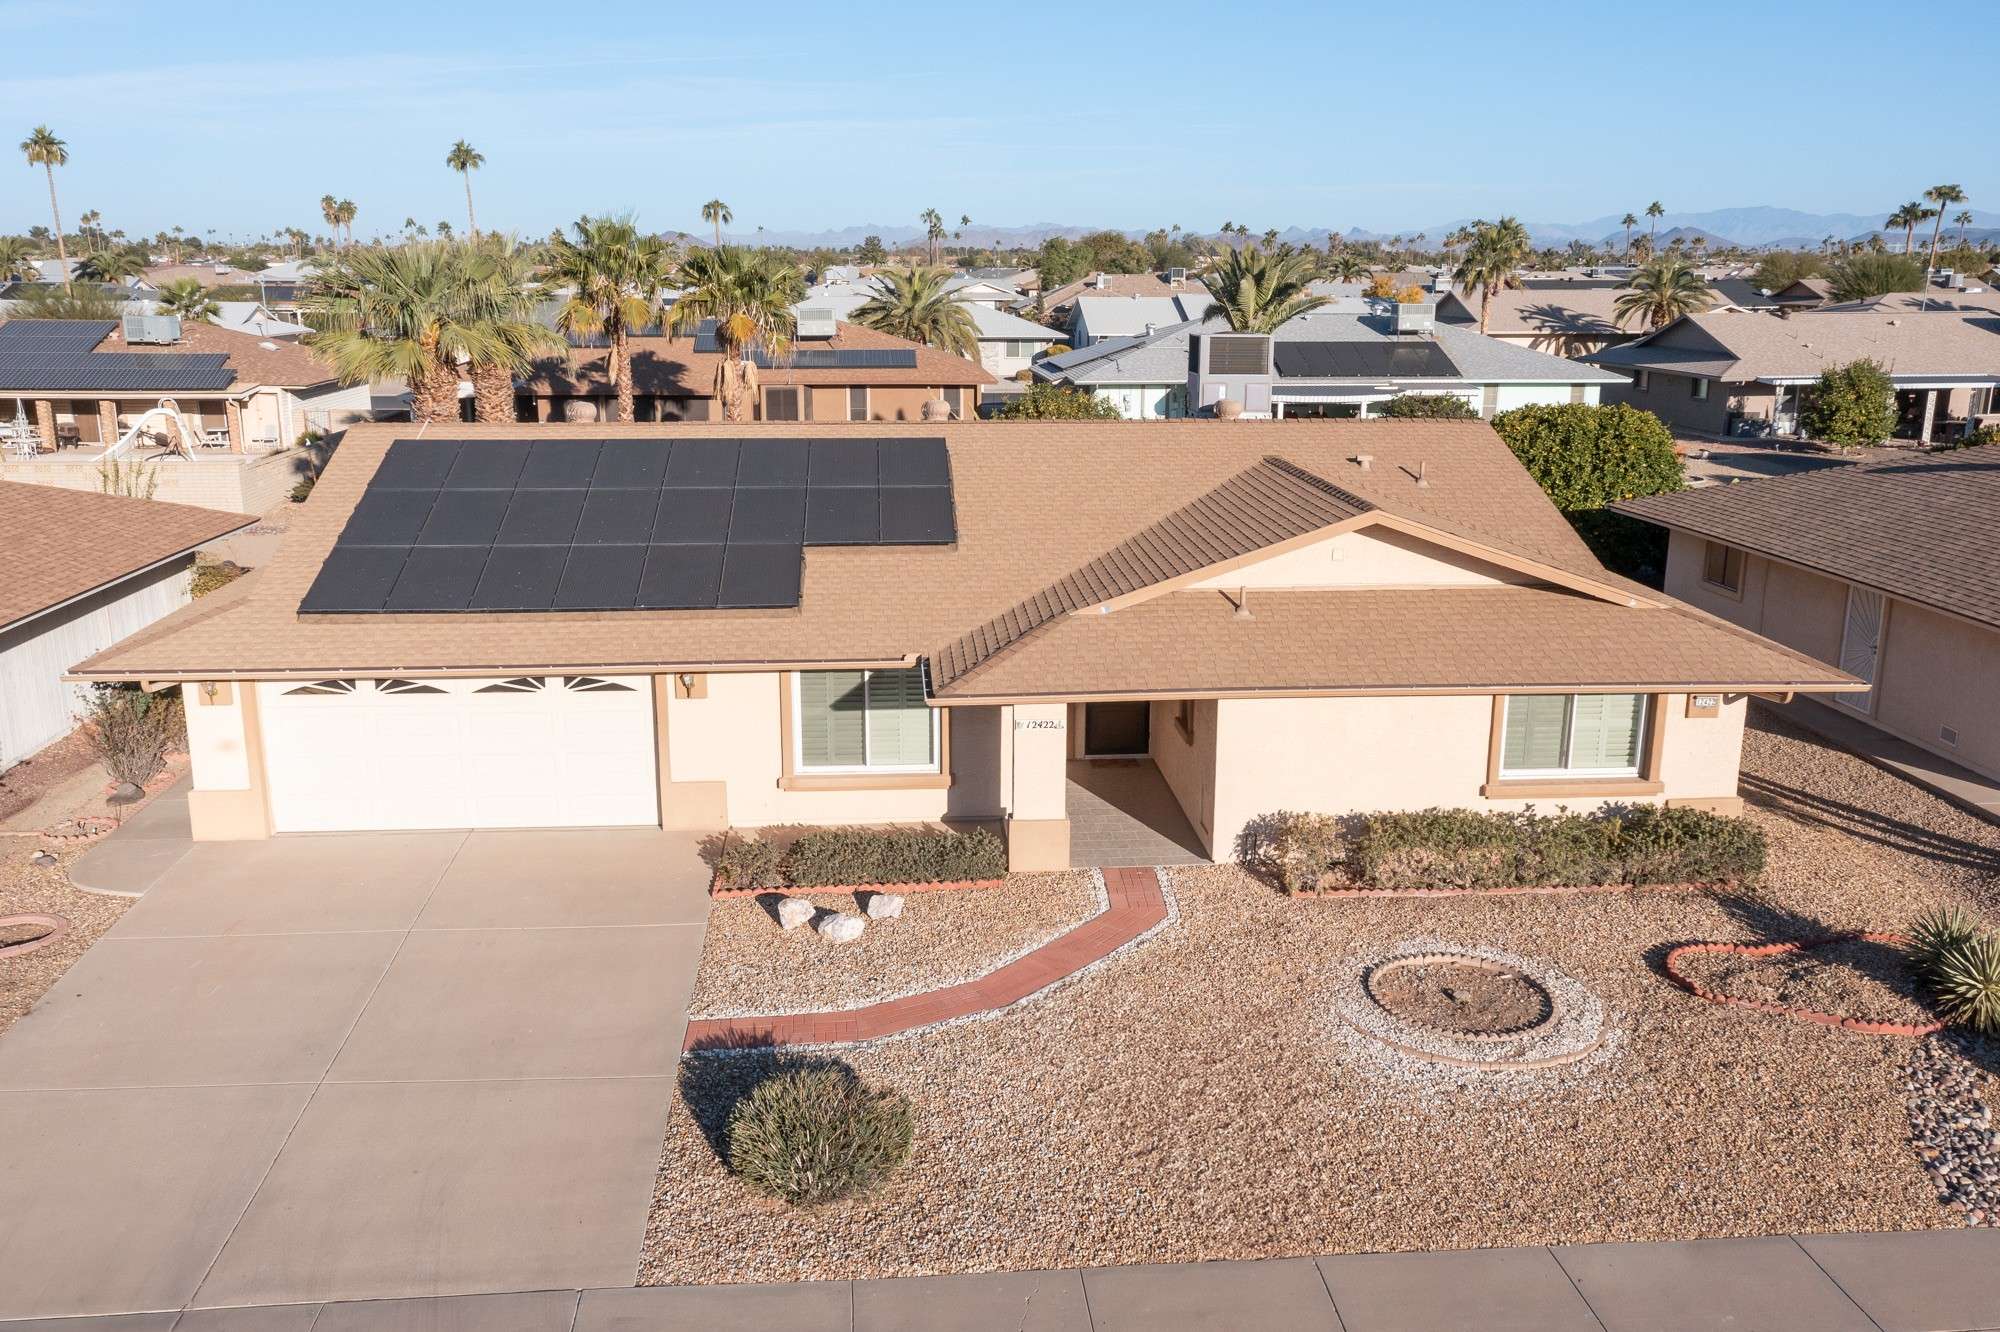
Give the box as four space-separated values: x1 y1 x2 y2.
0 828 714 1321
8 1230 1997 1329
1066 760 1207 868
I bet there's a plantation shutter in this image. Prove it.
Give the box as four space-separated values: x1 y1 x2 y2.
1568 694 1645 771
798 671 866 768
1502 696 1568 772
864 668 933 767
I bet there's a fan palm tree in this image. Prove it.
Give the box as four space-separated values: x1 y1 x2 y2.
1613 255 1713 331
920 208 944 265
446 140 484 237
21 125 70 288
1923 184 1966 271
670 245 804 422
1451 217 1532 333
465 235 563 422
1887 202 1930 255
1202 245 1330 333
76 247 147 284
701 199 732 248
1324 252 1367 283
0 235 35 281
156 277 220 322
337 199 358 248
851 267 979 360
1621 212 1639 253
320 195 340 248
1645 200 1664 241
540 215 676 423
1955 210 1975 246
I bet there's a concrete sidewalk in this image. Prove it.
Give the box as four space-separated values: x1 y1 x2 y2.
10 1229 1997 1330
67 776 193 897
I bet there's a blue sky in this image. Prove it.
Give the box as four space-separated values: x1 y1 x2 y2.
4 0 1993 243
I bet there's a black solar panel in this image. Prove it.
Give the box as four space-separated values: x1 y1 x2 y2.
1273 340 1460 380
301 436 956 615
681 325 919 371
0 319 117 349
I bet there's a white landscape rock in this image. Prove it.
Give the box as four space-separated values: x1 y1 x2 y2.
865 893 906 920
775 897 817 931
816 912 866 943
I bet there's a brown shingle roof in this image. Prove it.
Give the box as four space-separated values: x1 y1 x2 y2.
518 321 993 396
0 481 254 630
69 419 1844 696
1616 444 2000 631
1596 306 2000 382
1039 272 1208 314
100 319 336 389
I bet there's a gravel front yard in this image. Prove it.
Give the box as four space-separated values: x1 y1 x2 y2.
0 840 130 1037
688 871 1100 1017
643 706 2000 1283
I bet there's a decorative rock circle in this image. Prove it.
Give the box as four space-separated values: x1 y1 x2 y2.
0 913 72 959
1335 939 1608 1072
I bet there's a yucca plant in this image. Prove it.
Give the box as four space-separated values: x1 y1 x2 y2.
725 1063 913 1206
1930 932 2000 1035
1907 906 1982 985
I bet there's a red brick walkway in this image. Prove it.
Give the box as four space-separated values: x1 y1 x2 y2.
683 867 1169 1050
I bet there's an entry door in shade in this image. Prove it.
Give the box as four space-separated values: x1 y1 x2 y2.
1083 702 1150 757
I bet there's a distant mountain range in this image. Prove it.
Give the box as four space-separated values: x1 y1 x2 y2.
730 207 2000 253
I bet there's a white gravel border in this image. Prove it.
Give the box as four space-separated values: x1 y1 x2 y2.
687 868 1182 1056
1328 936 1618 1093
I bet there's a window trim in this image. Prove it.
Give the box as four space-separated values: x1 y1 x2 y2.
1700 540 1745 598
1481 693 1665 798
847 385 869 422
778 670 951 791
761 385 803 421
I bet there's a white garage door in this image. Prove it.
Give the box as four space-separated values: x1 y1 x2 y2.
259 675 659 832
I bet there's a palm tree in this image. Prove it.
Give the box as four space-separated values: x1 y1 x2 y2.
1887 202 1930 255
1202 245 1330 333
1451 217 1532 333
1954 210 1975 247
0 235 35 282
156 277 220 322
1923 184 1966 271
701 199 732 248
466 235 563 423
669 245 804 422
539 215 676 423
1645 200 1664 242
320 195 340 248
76 247 146 284
77 208 100 254
446 140 484 237
920 208 944 265
20 125 70 288
1613 255 1713 330
337 199 358 248
1324 252 1367 283
1621 212 1639 254
851 268 979 359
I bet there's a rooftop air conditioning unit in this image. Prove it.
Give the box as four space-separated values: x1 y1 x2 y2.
1166 267 1188 282
795 306 837 339
121 313 182 345
1392 302 1435 336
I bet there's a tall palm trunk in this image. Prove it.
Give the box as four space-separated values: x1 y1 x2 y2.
411 331 462 424
713 219 722 248
1904 223 1916 254
1479 283 1493 334
472 362 517 423
612 327 635 423
463 176 478 238
1925 211 1947 272
43 165 69 290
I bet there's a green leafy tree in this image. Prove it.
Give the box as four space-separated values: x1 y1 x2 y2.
1378 393 1479 420
1076 229 1150 273
1886 201 1933 255
1034 235 1089 290
1202 245 1329 333
20 125 70 286
1614 255 1713 330
446 140 484 236
1751 251 1824 292
1491 402 1683 577
1800 359 1897 448
851 267 979 359
1827 252 1927 302
854 234 885 265
997 384 1123 420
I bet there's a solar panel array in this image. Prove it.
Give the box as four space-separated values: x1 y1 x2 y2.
300 436 958 615
1274 341 1460 380
0 318 236 391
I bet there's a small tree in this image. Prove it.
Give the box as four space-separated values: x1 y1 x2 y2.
1826 252 1926 303
1378 393 1479 420
997 384 1123 420
854 235 885 266
1800 359 1896 448
1491 401 1683 578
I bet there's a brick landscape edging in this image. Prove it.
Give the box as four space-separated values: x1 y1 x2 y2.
709 876 1004 899
683 866 1169 1051
1294 880 1710 900
1664 934 1947 1037
0 913 72 959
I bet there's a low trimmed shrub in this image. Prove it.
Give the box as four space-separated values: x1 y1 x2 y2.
1347 805 1763 891
783 826 1006 888
1246 811 1347 894
725 1063 914 1205
713 835 785 892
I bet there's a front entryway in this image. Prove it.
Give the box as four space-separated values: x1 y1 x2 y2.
1066 759 1208 867
258 674 660 832
1082 701 1150 757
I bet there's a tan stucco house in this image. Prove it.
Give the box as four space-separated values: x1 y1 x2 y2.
71 420 1854 869
1618 444 2000 785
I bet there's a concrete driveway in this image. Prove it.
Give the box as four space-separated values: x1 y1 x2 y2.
0 828 713 1320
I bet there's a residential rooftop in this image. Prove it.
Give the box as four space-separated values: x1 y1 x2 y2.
1587 305 2000 383
518 321 994 397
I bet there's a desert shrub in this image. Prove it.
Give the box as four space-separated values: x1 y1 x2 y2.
1928 930 2000 1035
782 826 1006 887
83 685 185 787
1347 805 1763 891
713 835 785 892
725 1062 913 1205
1907 905 1982 983
190 558 246 598
1378 393 1479 420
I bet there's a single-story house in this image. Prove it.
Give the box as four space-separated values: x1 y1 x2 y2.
1 480 250 769
1435 276 1780 358
1035 271 1209 333
1586 306 2000 442
795 280 1062 380
1616 445 2000 782
70 421 1853 868
1069 292 1211 349
516 321 993 424
1770 277 1834 310
1033 307 1626 420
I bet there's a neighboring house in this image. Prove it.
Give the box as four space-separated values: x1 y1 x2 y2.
1617 445 2000 782
71 420 1852 865
1069 292 1210 348
1770 277 1834 310
516 320 993 423
1435 276 1778 358
0 480 250 769
796 278 1062 379
0 316 366 510
1034 307 1624 420
1036 271 1208 332
0 280 156 314
1586 306 2000 441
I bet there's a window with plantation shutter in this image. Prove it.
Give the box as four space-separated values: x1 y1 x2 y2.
793 668 938 773
1500 693 1648 778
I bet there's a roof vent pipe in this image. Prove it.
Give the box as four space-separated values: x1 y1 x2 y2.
1416 460 1430 489
1352 453 1373 470
1233 587 1251 619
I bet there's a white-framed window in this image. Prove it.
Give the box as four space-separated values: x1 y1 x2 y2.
847 386 869 421
792 668 939 774
1499 694 1649 779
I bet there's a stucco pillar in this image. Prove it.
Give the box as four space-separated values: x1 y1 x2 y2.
97 399 118 446
1921 389 1938 444
32 399 55 452
225 398 245 453
1005 701 1070 871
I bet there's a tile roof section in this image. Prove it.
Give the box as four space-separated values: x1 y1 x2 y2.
0 481 254 629
1615 444 2000 631
930 457 1375 689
